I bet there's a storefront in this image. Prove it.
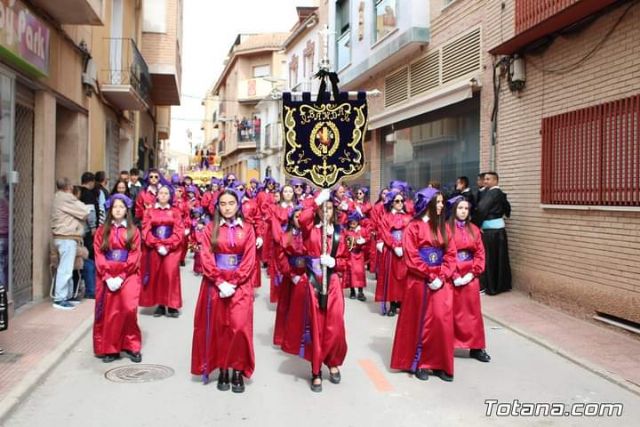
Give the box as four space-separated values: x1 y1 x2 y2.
0 0 50 312
379 96 480 193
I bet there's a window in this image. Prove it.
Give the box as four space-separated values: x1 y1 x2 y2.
541 94 640 206
375 0 397 42
336 0 351 70
253 64 270 78
289 55 299 89
143 0 167 33
303 40 315 79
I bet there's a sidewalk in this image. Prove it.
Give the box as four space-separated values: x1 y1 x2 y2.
481 290 640 396
0 299 94 421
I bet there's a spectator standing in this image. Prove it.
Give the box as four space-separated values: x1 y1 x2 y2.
50 178 90 310
79 172 99 298
474 172 512 295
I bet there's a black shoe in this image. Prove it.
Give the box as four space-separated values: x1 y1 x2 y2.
231 370 245 393
349 289 356 299
357 291 366 301
387 307 397 317
180 261 186 267
469 349 491 363
310 373 322 392
167 308 180 318
153 305 166 317
328 368 341 384
124 350 142 363
415 369 429 381
217 369 230 391
102 353 121 363
433 370 454 382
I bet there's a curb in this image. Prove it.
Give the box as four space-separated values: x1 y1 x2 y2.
0 314 94 424
483 312 640 397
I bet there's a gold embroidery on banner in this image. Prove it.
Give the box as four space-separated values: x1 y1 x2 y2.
284 102 367 188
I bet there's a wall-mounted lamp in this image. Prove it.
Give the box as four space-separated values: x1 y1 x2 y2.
508 54 525 92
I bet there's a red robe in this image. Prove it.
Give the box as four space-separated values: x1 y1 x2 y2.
344 226 368 288
93 224 142 356
451 223 487 350
272 224 305 347
284 205 348 375
139 206 185 308
174 197 191 263
353 200 373 266
267 203 296 303
134 187 157 221
242 198 263 288
256 191 276 266
390 220 457 376
368 202 385 272
375 210 411 305
191 219 257 379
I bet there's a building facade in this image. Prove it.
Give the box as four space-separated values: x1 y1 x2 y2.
210 33 288 184
487 0 640 325
0 0 181 318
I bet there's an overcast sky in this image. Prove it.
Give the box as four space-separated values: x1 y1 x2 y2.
169 0 316 153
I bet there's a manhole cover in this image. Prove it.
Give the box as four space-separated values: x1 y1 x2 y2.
105 364 174 383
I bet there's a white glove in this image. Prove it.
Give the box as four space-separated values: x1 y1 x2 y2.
157 246 168 256
184 229 191 236
356 237 365 245
218 281 237 298
320 254 336 268
339 201 349 211
314 189 331 206
256 237 264 249
460 272 474 285
393 247 403 257
376 242 384 253
106 277 123 292
292 275 302 285
428 277 443 291
453 277 466 287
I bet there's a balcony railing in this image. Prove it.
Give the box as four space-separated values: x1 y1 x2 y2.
101 38 152 110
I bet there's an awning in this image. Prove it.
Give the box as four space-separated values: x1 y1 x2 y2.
367 77 480 130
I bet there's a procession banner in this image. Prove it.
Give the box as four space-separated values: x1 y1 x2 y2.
282 90 368 189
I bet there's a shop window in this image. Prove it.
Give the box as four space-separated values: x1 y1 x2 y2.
541 94 640 206
374 0 397 42
380 98 480 194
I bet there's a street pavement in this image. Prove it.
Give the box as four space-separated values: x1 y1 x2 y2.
3 258 640 427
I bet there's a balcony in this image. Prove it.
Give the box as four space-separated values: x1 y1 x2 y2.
491 0 619 55
238 78 273 103
101 38 152 111
29 0 103 25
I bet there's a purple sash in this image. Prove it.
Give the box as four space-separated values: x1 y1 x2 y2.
457 250 473 262
419 247 443 267
215 253 243 271
105 249 129 262
391 229 403 243
152 225 173 239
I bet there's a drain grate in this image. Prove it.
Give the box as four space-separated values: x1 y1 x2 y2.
105 364 175 383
